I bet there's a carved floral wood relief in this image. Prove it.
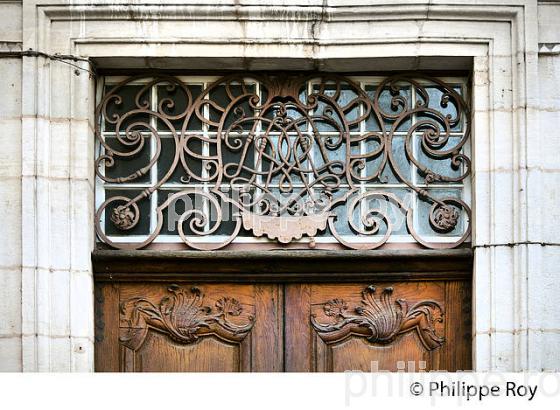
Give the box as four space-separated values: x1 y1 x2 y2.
119 284 255 350
311 286 445 350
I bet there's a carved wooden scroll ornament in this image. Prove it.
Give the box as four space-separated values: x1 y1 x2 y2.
311 286 445 350
119 285 254 350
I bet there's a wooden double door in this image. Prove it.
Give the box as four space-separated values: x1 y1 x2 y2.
94 251 472 372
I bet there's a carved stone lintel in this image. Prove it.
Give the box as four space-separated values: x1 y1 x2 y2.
311 286 445 350
119 285 254 350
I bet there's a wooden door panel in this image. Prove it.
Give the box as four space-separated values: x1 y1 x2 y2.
95 283 283 372
124 333 245 372
325 332 427 372
285 281 471 372
95 279 471 372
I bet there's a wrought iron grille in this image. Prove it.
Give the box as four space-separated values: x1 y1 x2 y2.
95 73 471 250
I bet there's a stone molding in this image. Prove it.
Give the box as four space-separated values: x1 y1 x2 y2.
539 42 560 54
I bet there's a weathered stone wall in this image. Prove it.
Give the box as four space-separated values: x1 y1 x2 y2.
0 0 22 372
0 0 558 372
532 0 560 371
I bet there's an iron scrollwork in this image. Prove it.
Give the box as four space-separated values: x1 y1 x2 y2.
95 72 471 250
311 286 445 350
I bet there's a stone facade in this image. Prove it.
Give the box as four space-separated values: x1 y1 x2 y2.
0 0 559 372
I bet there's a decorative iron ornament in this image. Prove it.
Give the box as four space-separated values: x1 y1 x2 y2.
311 286 445 350
95 73 471 250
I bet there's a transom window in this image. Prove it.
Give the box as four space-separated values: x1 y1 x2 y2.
95 73 471 250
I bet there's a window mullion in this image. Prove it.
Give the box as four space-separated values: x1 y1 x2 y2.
149 80 158 235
